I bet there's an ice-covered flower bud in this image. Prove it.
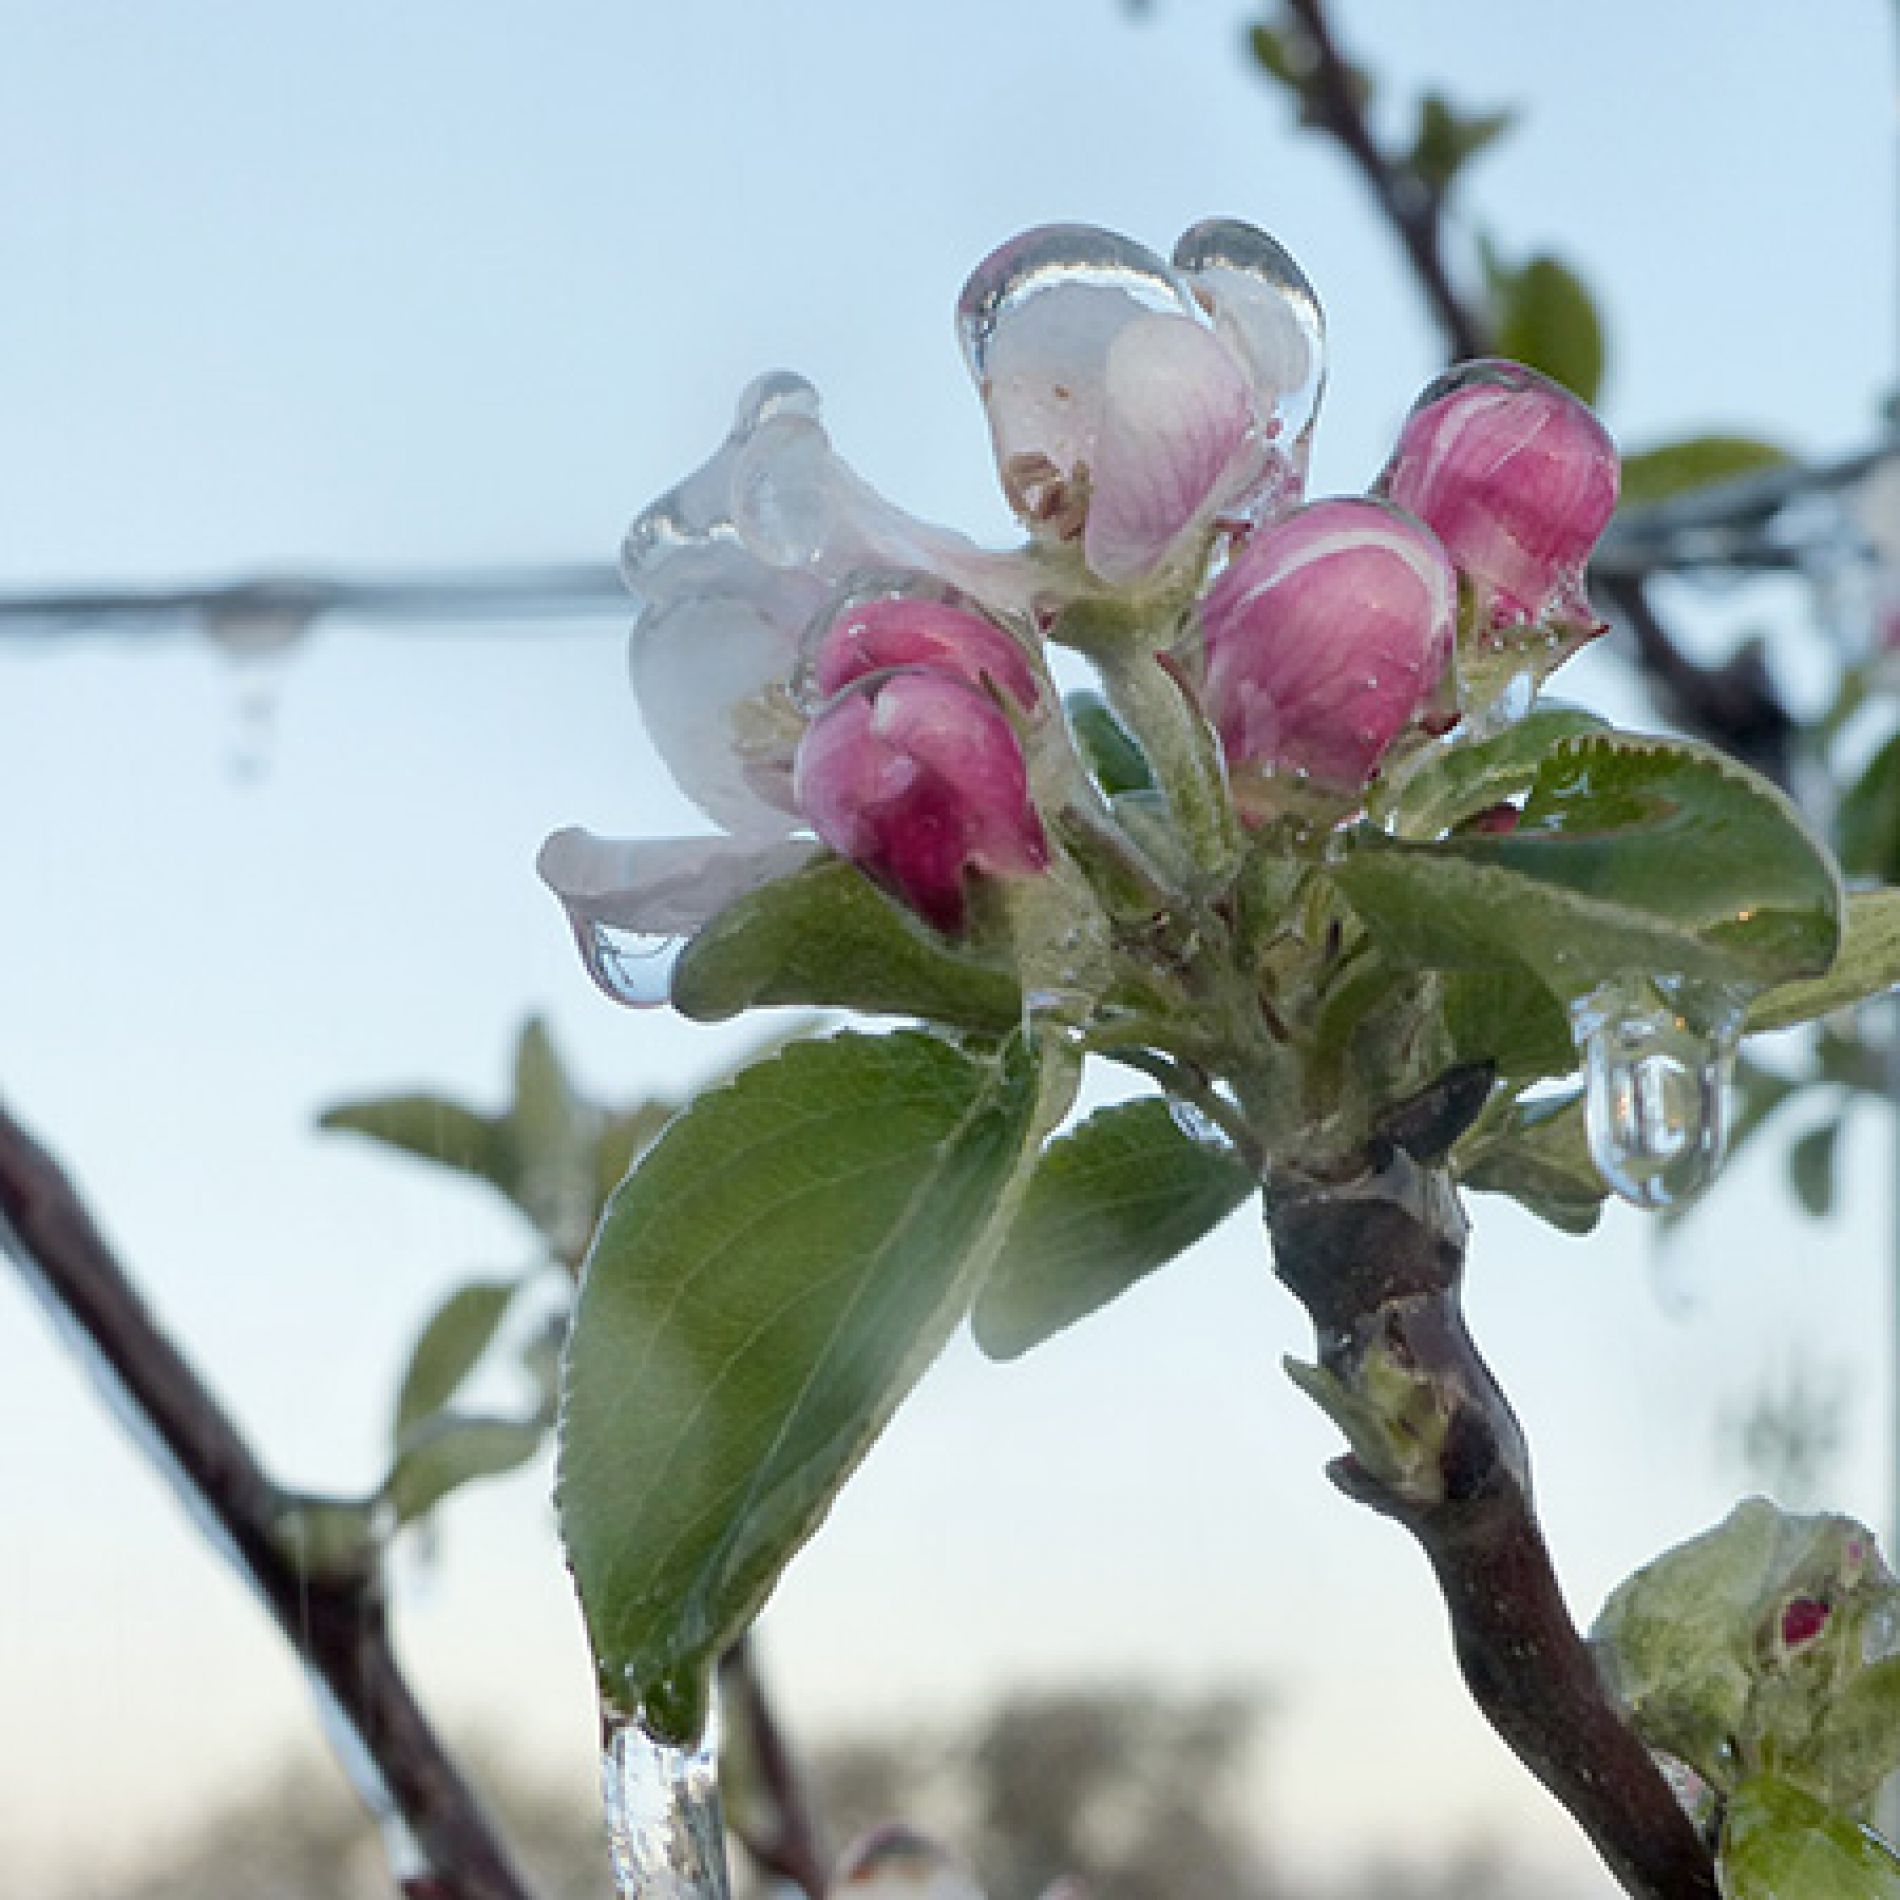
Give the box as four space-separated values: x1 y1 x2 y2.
794 669 1048 932
1381 359 1618 629
812 593 1042 713
1199 497 1457 791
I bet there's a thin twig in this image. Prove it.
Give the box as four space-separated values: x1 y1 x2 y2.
1267 1154 1719 1900
1281 0 1488 362
1277 0 1799 779
719 1636 832 1899
0 1100 535 1900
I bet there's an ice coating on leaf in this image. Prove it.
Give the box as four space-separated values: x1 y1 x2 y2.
1200 496 1457 790
794 669 1048 932
1173 217 1326 485
1084 312 1254 585
537 829 818 1008
1568 972 1742 1212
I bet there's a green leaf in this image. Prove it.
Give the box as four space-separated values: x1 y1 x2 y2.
1788 1117 1843 1218
1456 1089 1604 1234
1805 1658 1900 1807
973 1097 1257 1361
596 1102 678 1209
1749 890 1900 1032
1066 689 1154 795
1490 253 1605 404
670 856 1022 1031
394 1278 519 1441
318 1094 506 1191
503 1019 599 1258
1336 731 1843 1005
1386 703 1607 838
1442 965 1577 1081
1247 20 1305 89
1619 434 1793 509
559 1030 1048 1740
1836 733 1900 884
1409 92 1515 196
1721 1775 1900 1900
383 1412 547 1525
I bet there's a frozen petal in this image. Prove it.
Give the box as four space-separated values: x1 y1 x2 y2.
621 371 821 594
1173 219 1326 464
631 584 820 836
537 828 818 938
1083 312 1253 584
958 224 1196 539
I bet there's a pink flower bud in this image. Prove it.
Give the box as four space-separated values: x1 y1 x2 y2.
1779 1595 1830 1652
1382 360 1619 627
793 668 1048 932
1200 497 1457 790
812 593 1042 713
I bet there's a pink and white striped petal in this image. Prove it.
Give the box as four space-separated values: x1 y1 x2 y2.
1083 312 1255 585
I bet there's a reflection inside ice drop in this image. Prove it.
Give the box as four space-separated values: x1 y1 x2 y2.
1569 975 1744 1211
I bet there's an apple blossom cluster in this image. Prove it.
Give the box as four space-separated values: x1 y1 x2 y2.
540 218 1617 986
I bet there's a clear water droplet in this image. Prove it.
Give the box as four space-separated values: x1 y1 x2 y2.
572 917 684 1009
602 1716 731 1900
956 223 1192 383
1172 218 1326 477
1569 974 1745 1211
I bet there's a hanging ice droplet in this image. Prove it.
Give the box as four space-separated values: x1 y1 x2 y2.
1172 218 1326 480
601 1716 731 1900
1569 974 1745 1211
572 918 684 1008
203 595 314 784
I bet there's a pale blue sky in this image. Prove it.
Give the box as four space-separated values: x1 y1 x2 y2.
0 3 1893 1892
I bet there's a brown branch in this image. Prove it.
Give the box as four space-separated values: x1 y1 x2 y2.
1281 0 1489 361
719 1635 831 1899
1599 573 1794 785
1275 0 1796 779
0 1100 535 1900
1266 1153 1718 1900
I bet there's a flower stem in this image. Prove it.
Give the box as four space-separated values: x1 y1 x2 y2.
0 1098 534 1900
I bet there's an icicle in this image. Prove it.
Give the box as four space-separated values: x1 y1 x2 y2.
600 1710 731 1900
